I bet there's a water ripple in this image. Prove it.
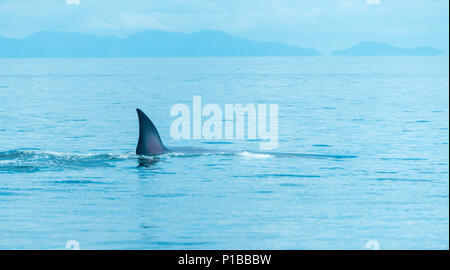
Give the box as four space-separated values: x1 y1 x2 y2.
0 150 130 173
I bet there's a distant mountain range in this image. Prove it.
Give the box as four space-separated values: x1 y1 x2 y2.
0 30 321 57
0 31 443 58
332 41 443 56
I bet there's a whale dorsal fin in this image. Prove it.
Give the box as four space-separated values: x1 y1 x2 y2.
136 108 168 155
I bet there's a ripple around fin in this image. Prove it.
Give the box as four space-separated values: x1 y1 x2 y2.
0 148 356 173
0 150 131 173
238 151 273 159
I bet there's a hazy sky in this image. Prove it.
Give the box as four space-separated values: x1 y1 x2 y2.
0 0 448 53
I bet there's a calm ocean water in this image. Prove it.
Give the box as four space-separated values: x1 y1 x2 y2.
0 56 448 249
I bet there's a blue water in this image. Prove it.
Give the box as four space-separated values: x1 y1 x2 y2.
0 56 448 249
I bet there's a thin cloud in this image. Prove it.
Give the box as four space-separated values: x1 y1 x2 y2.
66 0 80 5
366 0 380 5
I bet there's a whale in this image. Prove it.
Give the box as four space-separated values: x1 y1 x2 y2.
135 108 357 160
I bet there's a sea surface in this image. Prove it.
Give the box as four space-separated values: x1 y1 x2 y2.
0 56 448 249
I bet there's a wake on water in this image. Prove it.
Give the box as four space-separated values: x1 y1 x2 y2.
0 150 130 172
0 149 357 173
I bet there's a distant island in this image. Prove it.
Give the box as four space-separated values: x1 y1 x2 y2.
0 30 321 58
332 41 443 56
1 32 444 58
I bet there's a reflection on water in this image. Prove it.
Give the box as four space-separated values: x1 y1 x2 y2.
137 157 160 167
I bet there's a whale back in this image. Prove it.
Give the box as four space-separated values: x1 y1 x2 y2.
136 108 168 155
